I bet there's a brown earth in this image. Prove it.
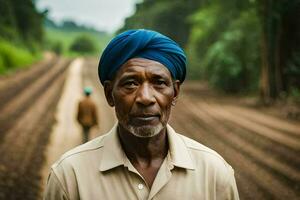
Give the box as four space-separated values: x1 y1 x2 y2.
170 87 300 200
0 56 299 200
0 54 72 200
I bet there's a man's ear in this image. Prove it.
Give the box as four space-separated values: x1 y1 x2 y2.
104 80 115 107
172 80 181 106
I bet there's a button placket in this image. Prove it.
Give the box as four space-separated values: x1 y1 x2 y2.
136 179 149 200
124 157 150 199
138 183 144 190
129 172 149 200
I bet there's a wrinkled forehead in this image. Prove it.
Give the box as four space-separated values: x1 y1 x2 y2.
113 58 173 80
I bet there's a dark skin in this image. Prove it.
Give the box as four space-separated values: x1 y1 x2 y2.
104 58 180 188
117 125 169 188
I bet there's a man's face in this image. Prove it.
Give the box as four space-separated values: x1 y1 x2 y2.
104 58 180 138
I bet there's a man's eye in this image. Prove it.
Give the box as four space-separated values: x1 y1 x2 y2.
123 81 138 88
154 80 167 86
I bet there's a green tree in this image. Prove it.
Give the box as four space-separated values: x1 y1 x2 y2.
258 0 300 103
69 35 96 53
0 0 18 39
119 0 202 47
186 0 260 93
0 0 44 45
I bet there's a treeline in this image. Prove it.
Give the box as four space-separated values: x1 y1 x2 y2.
119 0 300 102
45 18 104 34
44 18 110 56
0 0 44 48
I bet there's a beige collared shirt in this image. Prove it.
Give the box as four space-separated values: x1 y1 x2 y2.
44 124 239 200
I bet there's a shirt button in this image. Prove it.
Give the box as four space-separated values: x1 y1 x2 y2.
138 183 144 190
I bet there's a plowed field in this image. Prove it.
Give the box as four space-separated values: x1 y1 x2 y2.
0 56 299 200
0 54 72 199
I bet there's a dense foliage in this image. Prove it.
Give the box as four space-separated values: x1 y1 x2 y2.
187 1 260 93
120 0 300 101
0 0 44 46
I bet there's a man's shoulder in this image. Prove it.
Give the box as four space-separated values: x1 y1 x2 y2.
51 133 108 170
177 133 231 170
173 132 239 199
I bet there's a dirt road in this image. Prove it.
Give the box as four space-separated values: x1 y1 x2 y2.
0 57 299 200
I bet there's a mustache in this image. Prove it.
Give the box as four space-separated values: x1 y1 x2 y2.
130 110 161 117
130 113 160 117
129 105 161 117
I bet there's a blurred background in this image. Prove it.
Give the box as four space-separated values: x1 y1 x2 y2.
0 0 299 199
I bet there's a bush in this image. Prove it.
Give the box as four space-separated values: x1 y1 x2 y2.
52 41 63 55
69 35 96 54
0 39 39 74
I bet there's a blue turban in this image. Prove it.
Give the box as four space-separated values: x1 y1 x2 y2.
98 29 186 85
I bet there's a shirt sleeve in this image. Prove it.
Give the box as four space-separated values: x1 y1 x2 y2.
43 170 70 200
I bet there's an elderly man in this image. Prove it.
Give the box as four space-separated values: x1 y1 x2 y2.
44 29 239 200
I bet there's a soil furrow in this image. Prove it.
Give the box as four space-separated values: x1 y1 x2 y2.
20 74 67 173
0 60 69 200
220 104 300 137
0 54 58 109
0 76 66 200
0 59 71 139
0 66 67 167
18 75 66 200
220 118 300 171
191 100 300 189
195 100 300 151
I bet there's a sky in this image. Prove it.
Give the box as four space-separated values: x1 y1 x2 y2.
36 0 138 33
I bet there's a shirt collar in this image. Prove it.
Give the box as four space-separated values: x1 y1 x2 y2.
99 123 126 171
99 123 195 172
166 125 195 170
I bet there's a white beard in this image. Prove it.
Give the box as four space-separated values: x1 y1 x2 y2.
126 123 164 138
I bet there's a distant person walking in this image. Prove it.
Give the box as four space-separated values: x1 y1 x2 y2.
77 87 98 143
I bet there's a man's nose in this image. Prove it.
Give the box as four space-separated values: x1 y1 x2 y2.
136 83 156 106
